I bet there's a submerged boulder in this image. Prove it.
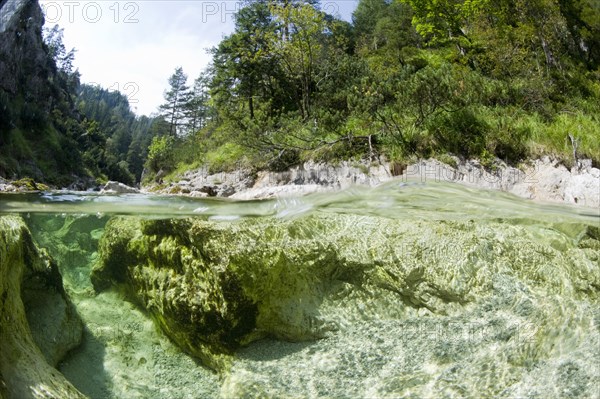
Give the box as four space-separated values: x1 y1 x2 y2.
92 214 600 376
0 216 85 399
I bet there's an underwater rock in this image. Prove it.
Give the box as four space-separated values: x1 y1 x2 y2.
92 214 600 377
0 216 85 399
23 268 83 367
26 214 108 293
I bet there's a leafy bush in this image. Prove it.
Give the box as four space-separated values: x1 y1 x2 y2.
107 161 136 186
427 108 488 158
205 142 248 173
477 108 531 163
20 101 49 130
145 136 175 174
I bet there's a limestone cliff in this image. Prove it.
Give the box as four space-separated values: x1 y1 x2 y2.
0 0 84 183
0 216 85 399
0 0 56 119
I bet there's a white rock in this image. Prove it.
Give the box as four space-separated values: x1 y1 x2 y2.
143 156 600 209
564 174 600 208
100 181 139 194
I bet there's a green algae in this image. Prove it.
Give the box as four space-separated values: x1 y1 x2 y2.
27 214 222 399
0 216 85 399
92 212 600 389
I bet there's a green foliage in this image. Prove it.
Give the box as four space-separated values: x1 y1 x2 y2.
146 136 175 174
205 143 248 173
20 101 49 130
43 25 76 74
427 108 488 157
185 73 212 133
528 110 600 164
1 19 156 185
399 0 470 45
0 91 15 131
267 1 330 119
162 0 600 178
107 161 136 187
3 129 33 162
210 0 291 123
76 85 158 182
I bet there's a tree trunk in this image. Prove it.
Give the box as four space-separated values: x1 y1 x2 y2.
540 35 557 68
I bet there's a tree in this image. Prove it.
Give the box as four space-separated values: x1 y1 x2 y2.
145 135 175 173
159 67 191 136
268 0 330 119
558 0 600 69
185 72 212 132
353 0 421 64
210 1 283 122
353 0 389 38
127 116 156 180
43 24 76 74
76 84 158 183
400 0 474 50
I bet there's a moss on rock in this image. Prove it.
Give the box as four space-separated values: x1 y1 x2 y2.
10 178 49 192
0 216 85 399
92 214 600 373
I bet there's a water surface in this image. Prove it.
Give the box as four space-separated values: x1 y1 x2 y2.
1 182 598 399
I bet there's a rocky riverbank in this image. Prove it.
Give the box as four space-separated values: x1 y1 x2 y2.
2 156 597 210
145 156 600 209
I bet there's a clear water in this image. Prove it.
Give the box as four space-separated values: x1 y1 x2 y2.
1 181 598 399
1 181 597 221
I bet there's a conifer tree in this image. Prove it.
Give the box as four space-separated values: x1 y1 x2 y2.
159 67 190 136
185 72 211 133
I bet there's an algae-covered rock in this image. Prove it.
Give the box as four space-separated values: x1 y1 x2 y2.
92 214 600 374
27 214 108 293
0 216 85 399
22 263 83 367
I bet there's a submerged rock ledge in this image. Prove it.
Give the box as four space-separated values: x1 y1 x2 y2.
0 216 84 399
92 213 599 397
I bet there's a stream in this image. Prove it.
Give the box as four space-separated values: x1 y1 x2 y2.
0 181 598 398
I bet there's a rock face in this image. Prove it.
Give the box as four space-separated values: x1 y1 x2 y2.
0 0 87 183
92 212 600 396
0 216 85 399
0 0 54 105
100 181 139 194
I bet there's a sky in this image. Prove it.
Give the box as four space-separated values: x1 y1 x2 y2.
38 0 359 116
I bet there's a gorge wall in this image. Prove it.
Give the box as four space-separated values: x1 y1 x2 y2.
0 0 85 183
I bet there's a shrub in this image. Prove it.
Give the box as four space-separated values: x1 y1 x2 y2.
107 161 136 186
145 136 175 174
428 108 488 158
205 142 247 173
